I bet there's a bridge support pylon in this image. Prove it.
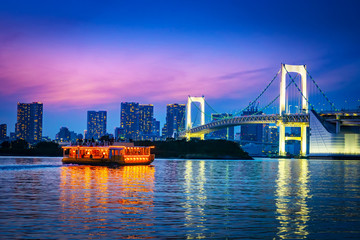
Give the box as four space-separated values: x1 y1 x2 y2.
300 125 307 156
279 64 308 157
186 96 205 140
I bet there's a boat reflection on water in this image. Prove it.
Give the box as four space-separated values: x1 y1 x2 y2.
275 159 311 239
60 165 155 239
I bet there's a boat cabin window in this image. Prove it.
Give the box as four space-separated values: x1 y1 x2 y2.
63 148 70 157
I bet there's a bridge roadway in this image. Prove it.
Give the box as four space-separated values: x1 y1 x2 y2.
179 113 309 138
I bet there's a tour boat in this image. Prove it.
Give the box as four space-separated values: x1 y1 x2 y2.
62 143 155 166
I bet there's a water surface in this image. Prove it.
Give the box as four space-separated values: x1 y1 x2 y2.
0 157 359 239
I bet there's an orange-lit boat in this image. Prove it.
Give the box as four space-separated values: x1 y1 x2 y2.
62 143 155 166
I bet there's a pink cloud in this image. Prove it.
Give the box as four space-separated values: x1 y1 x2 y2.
0 39 269 111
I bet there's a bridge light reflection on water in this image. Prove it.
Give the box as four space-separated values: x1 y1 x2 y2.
275 159 311 239
183 160 208 239
1 157 359 239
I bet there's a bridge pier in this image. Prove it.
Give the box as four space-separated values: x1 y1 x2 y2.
185 132 205 141
278 122 308 157
300 126 307 156
279 123 286 156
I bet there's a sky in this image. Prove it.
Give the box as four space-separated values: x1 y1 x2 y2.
1 0 360 138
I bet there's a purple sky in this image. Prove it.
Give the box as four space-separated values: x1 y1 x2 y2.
1 0 360 138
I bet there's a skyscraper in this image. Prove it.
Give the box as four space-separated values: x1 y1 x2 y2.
114 127 125 141
0 124 7 140
241 106 263 143
152 118 160 138
162 104 186 138
15 102 43 143
139 104 154 136
87 111 107 140
209 113 234 140
55 127 71 142
121 102 140 140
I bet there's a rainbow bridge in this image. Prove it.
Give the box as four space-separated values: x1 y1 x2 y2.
178 64 360 157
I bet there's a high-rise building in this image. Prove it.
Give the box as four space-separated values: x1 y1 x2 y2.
0 124 7 140
15 102 43 143
87 111 107 140
10 132 16 141
208 113 234 140
114 127 125 141
83 130 87 140
162 103 186 138
121 102 140 140
139 104 154 135
152 118 160 138
55 127 71 142
241 106 263 143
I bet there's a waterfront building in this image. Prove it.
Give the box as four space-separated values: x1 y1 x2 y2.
268 125 279 144
114 127 126 141
162 104 186 138
208 113 234 140
235 132 241 141
0 124 6 140
139 104 154 136
309 110 360 156
56 127 71 142
15 102 43 144
87 111 107 140
70 131 78 142
161 124 168 139
120 102 155 140
41 136 52 142
241 106 263 143
152 118 160 138
121 102 140 140
10 132 16 141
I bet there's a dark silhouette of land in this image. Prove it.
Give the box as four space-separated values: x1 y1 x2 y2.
0 139 252 160
0 140 62 156
135 139 253 159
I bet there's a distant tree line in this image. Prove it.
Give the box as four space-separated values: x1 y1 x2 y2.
0 140 62 156
0 138 252 159
135 139 253 159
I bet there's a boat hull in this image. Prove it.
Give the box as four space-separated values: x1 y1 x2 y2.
62 154 155 166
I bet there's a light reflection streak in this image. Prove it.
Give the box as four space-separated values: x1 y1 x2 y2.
60 165 155 239
183 160 207 239
275 159 311 239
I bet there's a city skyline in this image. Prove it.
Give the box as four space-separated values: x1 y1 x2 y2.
1 0 360 137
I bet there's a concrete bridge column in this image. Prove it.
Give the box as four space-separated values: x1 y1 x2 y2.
279 123 286 156
300 125 307 156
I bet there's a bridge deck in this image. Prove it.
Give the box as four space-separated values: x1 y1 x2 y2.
179 113 309 137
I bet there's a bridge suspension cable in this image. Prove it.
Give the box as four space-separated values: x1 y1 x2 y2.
306 69 338 111
252 76 296 115
204 99 218 114
231 68 281 117
188 68 283 123
201 68 281 119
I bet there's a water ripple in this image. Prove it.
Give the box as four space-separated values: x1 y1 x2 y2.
0 157 359 239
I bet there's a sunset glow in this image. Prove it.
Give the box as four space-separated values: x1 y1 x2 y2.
1 0 360 137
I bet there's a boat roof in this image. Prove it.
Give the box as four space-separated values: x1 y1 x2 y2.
62 145 154 149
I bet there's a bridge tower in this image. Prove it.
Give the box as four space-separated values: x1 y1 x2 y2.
186 96 205 140
279 64 308 156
